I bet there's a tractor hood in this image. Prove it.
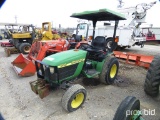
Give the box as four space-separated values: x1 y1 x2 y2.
42 49 87 67
12 33 31 38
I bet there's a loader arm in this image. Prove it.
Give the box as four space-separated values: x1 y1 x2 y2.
11 39 68 77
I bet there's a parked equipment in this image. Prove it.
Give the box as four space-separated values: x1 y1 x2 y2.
3 23 19 39
1 42 14 47
29 8 126 112
4 24 36 56
144 54 160 97
142 27 156 41
0 23 28 47
40 22 60 40
4 22 61 57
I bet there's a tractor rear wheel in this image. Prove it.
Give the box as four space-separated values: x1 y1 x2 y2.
99 56 119 84
19 43 31 54
61 84 87 112
144 55 160 97
113 96 140 120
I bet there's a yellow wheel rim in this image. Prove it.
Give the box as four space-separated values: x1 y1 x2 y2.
71 93 84 108
24 46 30 52
110 64 117 78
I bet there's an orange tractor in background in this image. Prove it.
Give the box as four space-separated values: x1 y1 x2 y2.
11 23 89 77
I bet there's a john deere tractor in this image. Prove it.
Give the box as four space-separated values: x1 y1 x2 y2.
30 8 126 112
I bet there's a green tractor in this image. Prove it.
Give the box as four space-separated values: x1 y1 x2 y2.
30 8 126 112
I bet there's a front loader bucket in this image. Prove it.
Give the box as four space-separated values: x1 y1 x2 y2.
11 53 36 77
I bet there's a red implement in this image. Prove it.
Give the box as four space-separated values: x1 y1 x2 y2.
113 51 154 69
0 42 14 47
11 39 68 77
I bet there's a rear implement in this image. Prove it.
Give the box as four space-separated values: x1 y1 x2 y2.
113 51 154 69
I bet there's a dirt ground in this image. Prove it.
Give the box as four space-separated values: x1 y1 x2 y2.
0 40 160 120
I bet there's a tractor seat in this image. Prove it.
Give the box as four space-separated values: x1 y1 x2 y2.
86 36 106 52
86 47 103 53
69 42 77 49
70 42 77 46
86 36 106 62
75 35 82 42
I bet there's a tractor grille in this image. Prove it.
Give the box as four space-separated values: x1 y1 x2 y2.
58 63 78 80
50 73 58 81
36 61 78 83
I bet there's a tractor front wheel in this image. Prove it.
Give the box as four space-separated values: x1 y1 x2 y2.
99 56 119 84
144 54 160 97
19 43 31 54
113 96 140 120
61 84 87 112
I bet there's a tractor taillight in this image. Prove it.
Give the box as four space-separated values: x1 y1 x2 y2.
115 37 119 42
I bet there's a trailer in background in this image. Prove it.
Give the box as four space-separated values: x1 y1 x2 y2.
142 27 160 41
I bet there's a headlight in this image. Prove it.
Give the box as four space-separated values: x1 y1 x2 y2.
49 67 54 73
38 70 42 75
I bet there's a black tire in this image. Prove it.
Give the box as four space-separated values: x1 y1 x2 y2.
15 43 21 49
99 56 119 84
61 84 87 112
144 55 160 97
9 39 13 44
113 96 140 120
106 38 117 51
19 43 31 54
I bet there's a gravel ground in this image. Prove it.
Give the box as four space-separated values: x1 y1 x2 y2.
0 40 160 120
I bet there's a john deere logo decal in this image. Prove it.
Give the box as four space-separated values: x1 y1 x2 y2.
58 59 85 68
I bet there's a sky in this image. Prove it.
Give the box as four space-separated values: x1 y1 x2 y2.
0 0 159 28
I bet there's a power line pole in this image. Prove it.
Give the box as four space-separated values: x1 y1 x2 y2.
14 15 18 24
